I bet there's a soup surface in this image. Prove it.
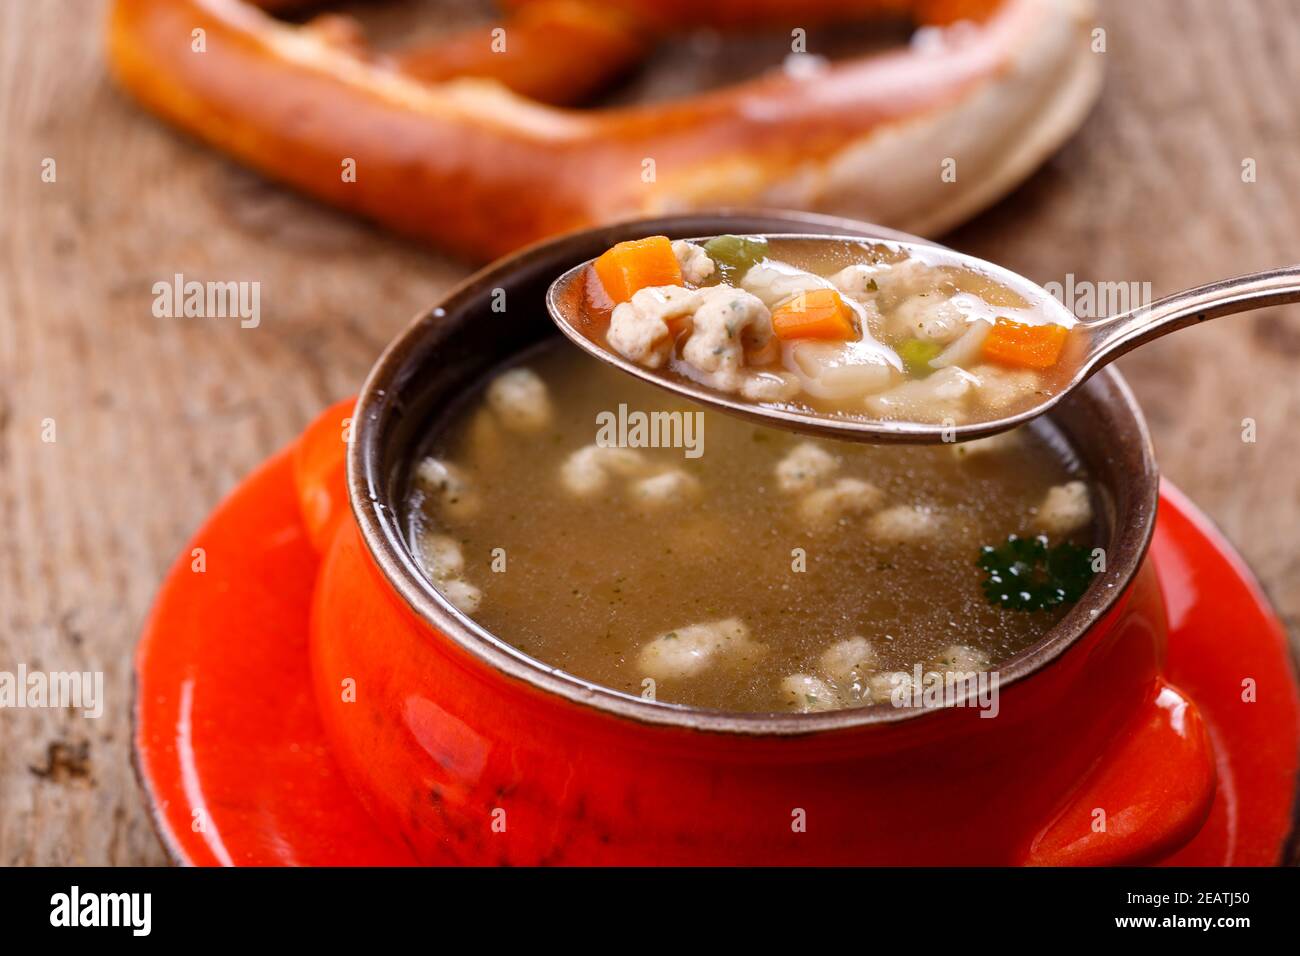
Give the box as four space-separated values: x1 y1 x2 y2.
406 343 1099 713
572 234 1080 426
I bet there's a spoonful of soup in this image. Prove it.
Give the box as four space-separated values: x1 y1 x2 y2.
546 233 1300 443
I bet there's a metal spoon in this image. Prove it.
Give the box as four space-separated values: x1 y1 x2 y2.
546 233 1300 444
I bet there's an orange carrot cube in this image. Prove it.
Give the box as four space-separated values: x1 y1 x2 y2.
592 236 684 304
770 288 856 341
981 318 1070 369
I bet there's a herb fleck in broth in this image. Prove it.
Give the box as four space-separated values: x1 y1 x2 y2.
407 342 1098 713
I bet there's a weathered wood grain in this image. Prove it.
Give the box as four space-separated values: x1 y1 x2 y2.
1 0 1297 864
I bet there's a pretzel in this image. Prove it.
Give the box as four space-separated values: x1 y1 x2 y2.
393 2 648 106
107 0 1100 262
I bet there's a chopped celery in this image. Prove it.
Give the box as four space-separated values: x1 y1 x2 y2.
703 235 769 281
897 338 942 377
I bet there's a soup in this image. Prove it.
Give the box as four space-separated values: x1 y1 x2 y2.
404 342 1099 713
575 234 1080 426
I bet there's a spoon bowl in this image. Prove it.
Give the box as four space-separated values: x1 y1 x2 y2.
547 233 1300 444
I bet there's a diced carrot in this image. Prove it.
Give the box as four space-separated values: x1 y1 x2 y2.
770 288 856 341
981 318 1069 369
592 236 683 304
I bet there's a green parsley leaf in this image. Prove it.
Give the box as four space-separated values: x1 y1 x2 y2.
976 534 1096 612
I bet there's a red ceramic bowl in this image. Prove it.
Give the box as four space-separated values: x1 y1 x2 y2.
299 212 1215 865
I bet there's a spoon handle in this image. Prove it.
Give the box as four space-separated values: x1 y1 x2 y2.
1086 265 1300 367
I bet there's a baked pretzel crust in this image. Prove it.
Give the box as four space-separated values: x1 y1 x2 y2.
107 0 1101 261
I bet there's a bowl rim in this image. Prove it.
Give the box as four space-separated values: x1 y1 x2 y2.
347 209 1160 736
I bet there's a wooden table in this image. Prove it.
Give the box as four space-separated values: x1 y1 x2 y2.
2 0 1297 865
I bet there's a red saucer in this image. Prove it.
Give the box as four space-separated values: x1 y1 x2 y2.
134 449 1298 866
135 447 414 866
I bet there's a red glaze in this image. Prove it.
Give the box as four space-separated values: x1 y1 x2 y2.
134 413 1298 865
310 521 1205 865
1156 481 1300 866
134 442 413 865
292 397 355 554
1020 680 1214 866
